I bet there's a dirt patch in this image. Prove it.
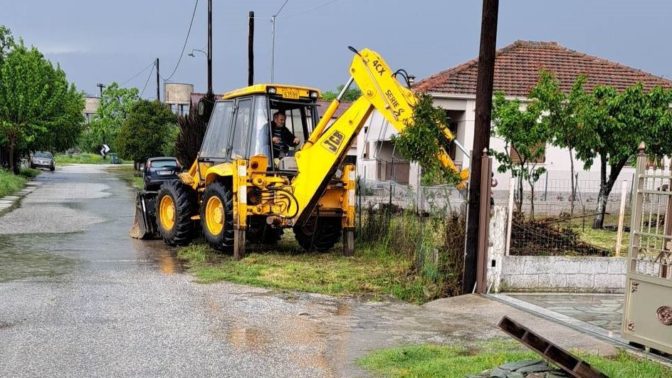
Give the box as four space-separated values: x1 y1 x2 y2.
510 217 609 256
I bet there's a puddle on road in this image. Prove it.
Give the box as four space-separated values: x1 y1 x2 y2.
0 235 76 282
227 323 269 351
131 239 184 275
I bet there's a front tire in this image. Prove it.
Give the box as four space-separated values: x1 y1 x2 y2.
156 180 196 245
200 181 234 252
293 217 342 252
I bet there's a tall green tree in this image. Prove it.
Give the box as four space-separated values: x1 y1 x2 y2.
116 100 178 164
491 93 549 218
576 84 672 228
81 82 139 153
0 42 84 173
531 71 590 216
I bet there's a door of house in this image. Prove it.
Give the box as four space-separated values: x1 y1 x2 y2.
622 145 672 354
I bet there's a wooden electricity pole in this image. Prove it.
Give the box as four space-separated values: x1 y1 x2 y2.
155 58 160 101
207 0 213 97
248 11 255 86
463 0 499 294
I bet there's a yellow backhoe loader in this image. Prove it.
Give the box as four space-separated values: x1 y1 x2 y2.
132 47 469 258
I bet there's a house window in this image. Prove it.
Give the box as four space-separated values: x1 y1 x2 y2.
509 143 546 164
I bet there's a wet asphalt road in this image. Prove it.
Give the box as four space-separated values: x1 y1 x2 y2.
0 165 616 377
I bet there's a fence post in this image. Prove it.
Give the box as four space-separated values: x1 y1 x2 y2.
505 178 515 256
476 149 492 294
615 180 629 257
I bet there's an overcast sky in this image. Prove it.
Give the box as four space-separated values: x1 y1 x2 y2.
3 0 672 98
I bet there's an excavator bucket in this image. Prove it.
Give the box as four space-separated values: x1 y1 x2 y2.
129 191 158 239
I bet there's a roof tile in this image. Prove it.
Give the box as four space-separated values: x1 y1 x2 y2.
414 40 672 96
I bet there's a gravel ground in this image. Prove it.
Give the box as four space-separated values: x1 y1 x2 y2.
0 165 617 377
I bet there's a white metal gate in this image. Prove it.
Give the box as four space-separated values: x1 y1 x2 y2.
622 144 672 354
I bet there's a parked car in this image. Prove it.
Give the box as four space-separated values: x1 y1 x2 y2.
142 157 181 190
30 151 55 171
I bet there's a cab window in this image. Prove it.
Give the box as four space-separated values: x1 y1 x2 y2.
231 98 253 159
200 101 234 159
249 96 271 158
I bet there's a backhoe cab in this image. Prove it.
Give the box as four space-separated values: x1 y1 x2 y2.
132 47 468 258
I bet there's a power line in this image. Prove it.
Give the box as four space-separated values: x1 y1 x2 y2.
120 61 155 87
140 64 155 97
164 0 199 82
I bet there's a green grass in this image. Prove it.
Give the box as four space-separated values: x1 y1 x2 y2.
108 165 143 190
0 168 41 198
177 237 429 303
358 339 672 378
54 153 122 164
0 169 26 198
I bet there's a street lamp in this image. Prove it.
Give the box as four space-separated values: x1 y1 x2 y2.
188 48 207 58
270 0 289 83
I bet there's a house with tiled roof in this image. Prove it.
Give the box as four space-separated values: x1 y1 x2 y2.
358 40 672 193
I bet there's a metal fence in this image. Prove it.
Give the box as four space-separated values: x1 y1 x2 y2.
501 175 634 257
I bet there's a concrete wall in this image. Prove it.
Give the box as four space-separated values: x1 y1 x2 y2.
485 204 627 293
498 256 626 293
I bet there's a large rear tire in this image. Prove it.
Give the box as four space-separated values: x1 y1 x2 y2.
293 217 342 252
156 180 196 246
200 181 234 252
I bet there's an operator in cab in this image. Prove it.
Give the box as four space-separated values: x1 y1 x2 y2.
271 112 300 158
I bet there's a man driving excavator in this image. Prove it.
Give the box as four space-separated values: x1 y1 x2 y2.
271 111 300 158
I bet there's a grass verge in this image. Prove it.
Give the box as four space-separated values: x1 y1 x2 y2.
178 238 429 303
55 153 121 164
0 168 40 198
358 339 672 378
108 165 143 190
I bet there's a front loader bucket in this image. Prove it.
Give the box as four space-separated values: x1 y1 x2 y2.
130 191 158 239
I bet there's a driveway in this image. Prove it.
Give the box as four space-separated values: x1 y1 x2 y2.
0 165 616 377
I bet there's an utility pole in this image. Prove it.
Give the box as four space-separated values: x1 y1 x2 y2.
463 0 499 294
97 83 105 98
207 0 213 96
270 0 289 83
155 58 160 101
248 11 255 86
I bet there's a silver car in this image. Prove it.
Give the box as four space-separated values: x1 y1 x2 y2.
30 151 55 171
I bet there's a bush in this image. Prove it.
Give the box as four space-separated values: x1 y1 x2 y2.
358 208 465 299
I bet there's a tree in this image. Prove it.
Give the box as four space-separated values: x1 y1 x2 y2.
491 93 549 218
321 84 361 102
576 84 672 228
0 25 14 64
0 42 84 173
530 71 590 216
81 82 139 153
115 100 178 164
393 94 463 185
175 107 207 167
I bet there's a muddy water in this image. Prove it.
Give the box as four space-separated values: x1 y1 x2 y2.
0 165 182 282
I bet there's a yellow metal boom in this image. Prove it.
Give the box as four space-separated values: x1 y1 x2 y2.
290 47 467 224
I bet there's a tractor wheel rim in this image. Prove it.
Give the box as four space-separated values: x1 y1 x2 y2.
159 196 176 231
205 196 224 235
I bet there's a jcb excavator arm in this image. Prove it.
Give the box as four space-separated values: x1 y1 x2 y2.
290 47 468 225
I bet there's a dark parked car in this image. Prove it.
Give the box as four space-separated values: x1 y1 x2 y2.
31 151 55 171
142 157 181 190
